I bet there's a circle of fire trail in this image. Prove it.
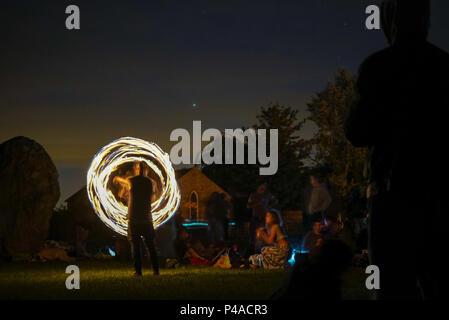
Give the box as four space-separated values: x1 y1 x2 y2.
86 137 181 236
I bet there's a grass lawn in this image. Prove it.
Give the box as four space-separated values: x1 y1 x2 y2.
0 260 370 300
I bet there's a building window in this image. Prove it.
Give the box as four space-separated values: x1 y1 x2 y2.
189 191 199 221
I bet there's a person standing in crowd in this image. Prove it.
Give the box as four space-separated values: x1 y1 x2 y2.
304 175 331 231
246 183 278 256
206 192 231 243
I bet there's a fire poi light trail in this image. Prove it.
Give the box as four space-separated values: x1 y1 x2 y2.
86 137 181 236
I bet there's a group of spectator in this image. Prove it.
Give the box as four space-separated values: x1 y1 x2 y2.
172 175 351 271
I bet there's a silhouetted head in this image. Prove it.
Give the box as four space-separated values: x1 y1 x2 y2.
257 182 267 194
381 0 431 46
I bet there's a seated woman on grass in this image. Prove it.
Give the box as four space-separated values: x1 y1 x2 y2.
249 211 290 269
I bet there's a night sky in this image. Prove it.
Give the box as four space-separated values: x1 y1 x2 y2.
1 0 449 204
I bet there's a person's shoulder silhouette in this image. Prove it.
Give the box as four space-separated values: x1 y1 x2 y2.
346 0 449 172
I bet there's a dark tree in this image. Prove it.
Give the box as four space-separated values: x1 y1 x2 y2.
201 128 260 223
253 103 308 210
306 68 367 199
305 68 368 222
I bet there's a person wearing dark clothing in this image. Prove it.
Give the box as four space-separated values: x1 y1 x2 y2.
321 216 353 250
222 215 229 241
304 175 331 231
321 215 339 239
206 193 231 242
217 193 232 241
174 229 190 264
75 225 89 258
345 0 447 299
246 183 278 256
114 161 159 276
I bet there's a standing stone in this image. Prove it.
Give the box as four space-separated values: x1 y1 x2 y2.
0 136 60 254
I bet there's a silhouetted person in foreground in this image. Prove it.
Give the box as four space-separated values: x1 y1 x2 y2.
273 239 352 300
246 183 278 256
114 162 159 276
345 0 447 299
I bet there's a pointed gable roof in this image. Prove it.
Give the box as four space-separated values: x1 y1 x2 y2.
177 167 230 198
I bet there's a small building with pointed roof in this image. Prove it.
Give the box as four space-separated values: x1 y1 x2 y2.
176 167 232 223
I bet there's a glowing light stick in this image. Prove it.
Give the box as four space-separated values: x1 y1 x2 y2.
86 137 181 236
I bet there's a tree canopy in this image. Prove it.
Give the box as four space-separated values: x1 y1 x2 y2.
254 103 309 210
306 68 367 214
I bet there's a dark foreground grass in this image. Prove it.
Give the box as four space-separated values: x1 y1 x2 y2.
0 260 370 300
